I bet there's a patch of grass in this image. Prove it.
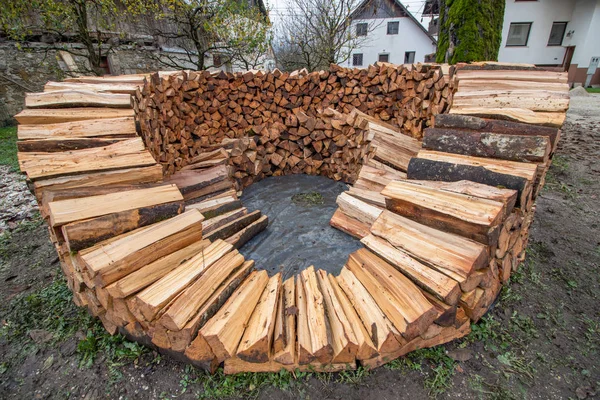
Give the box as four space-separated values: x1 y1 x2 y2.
405 347 456 397
1 274 149 383
291 191 324 206
0 277 87 343
586 87 600 93
0 126 18 172
496 352 535 382
336 366 370 385
194 367 305 399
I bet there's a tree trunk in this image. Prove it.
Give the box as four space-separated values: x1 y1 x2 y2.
435 0 505 64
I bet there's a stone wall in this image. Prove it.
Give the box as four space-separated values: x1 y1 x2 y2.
0 42 176 125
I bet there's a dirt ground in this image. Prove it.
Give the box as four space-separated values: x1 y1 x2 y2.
1 95 599 399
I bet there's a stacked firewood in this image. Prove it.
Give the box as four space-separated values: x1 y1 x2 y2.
133 63 455 175
227 108 374 188
450 63 569 127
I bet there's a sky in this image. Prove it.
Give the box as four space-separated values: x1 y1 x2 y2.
266 0 433 29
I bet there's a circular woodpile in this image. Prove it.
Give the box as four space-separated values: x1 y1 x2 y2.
14 62 569 374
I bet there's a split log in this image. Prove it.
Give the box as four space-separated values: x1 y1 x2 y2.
361 234 461 305
236 273 281 363
422 128 551 163
370 210 488 291
14 107 134 125
336 268 404 354
296 267 333 364
381 180 505 245
329 209 371 239
132 240 233 321
225 215 268 249
78 210 204 287
273 277 296 365
25 90 133 109
200 270 269 362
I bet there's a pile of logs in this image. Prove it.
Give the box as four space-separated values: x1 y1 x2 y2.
449 63 569 127
133 63 455 175
14 63 569 376
227 108 374 188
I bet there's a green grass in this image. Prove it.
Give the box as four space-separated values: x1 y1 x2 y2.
291 191 324 206
0 126 18 171
586 87 600 93
0 274 150 383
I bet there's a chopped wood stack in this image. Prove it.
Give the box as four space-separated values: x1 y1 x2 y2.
16 63 570 376
227 108 374 188
450 65 569 127
133 63 455 175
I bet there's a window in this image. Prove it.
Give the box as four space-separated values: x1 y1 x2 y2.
506 22 532 46
404 51 415 64
98 56 111 75
352 53 363 66
548 22 567 46
356 23 367 37
387 21 399 35
213 54 222 67
378 54 389 63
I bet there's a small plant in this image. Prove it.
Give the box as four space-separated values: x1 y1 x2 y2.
291 191 324 206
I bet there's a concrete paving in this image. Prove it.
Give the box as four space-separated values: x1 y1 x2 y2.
238 174 362 280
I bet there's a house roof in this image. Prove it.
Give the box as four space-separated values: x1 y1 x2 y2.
349 0 437 44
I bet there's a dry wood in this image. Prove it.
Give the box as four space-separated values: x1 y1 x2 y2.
347 250 436 339
105 240 210 298
361 234 461 305
225 215 268 249
336 268 404 353
297 266 333 364
449 107 565 128
79 210 204 286
422 128 551 163
434 114 560 149
370 210 488 290
49 184 183 227
18 138 157 180
169 260 254 352
329 208 371 239
44 81 140 94
315 269 359 363
273 277 296 365
236 273 281 363
202 208 247 235
200 270 269 362
62 200 184 252
132 240 233 321
17 117 137 140
14 107 134 124
336 192 382 227
25 90 133 109
382 180 505 245
204 210 262 242
31 165 163 197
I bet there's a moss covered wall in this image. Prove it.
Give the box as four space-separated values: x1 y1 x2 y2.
435 0 505 64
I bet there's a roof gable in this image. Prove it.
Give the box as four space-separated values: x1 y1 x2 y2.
352 0 408 19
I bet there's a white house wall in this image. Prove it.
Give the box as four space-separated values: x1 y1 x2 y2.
498 0 574 66
343 18 436 68
564 0 600 68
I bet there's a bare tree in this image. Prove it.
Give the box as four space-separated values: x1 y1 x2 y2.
274 0 376 72
140 0 272 71
0 0 146 75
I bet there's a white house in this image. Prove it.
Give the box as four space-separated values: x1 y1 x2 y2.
499 0 600 86
424 0 600 86
343 0 437 68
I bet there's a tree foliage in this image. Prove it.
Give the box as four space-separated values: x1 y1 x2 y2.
274 0 374 72
141 0 272 71
435 0 505 64
0 0 146 75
